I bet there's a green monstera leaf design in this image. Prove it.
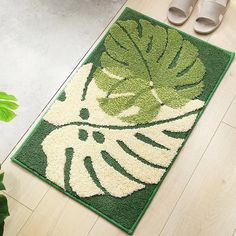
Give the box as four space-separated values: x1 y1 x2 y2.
0 91 19 122
94 19 206 124
42 63 205 199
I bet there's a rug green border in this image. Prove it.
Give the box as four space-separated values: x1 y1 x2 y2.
10 7 235 235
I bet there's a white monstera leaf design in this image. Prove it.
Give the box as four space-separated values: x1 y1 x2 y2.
42 63 204 198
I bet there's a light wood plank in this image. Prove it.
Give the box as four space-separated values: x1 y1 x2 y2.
18 187 98 236
2 159 49 210
18 188 68 236
4 194 32 236
161 123 236 236
51 198 98 236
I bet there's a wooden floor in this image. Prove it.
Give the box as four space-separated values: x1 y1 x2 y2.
2 0 236 235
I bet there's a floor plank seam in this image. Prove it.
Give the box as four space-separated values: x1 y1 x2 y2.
28 186 51 211
49 197 71 235
222 121 236 130
221 93 236 121
15 210 32 236
16 189 69 236
5 192 33 212
86 216 99 236
232 227 236 236
15 187 51 236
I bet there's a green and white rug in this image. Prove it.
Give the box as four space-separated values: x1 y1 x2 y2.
11 8 234 235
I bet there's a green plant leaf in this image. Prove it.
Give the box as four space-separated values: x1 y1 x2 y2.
0 173 5 191
0 195 9 223
0 172 9 232
94 19 205 124
0 91 19 122
0 173 3 182
0 221 4 236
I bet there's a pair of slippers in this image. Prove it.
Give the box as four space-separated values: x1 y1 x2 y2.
168 0 229 34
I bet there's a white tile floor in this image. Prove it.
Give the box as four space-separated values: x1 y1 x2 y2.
1 0 236 235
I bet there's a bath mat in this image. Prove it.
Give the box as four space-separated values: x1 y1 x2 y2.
11 7 234 235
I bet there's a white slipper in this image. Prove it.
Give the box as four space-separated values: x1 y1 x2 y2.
168 0 198 25
194 0 229 34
